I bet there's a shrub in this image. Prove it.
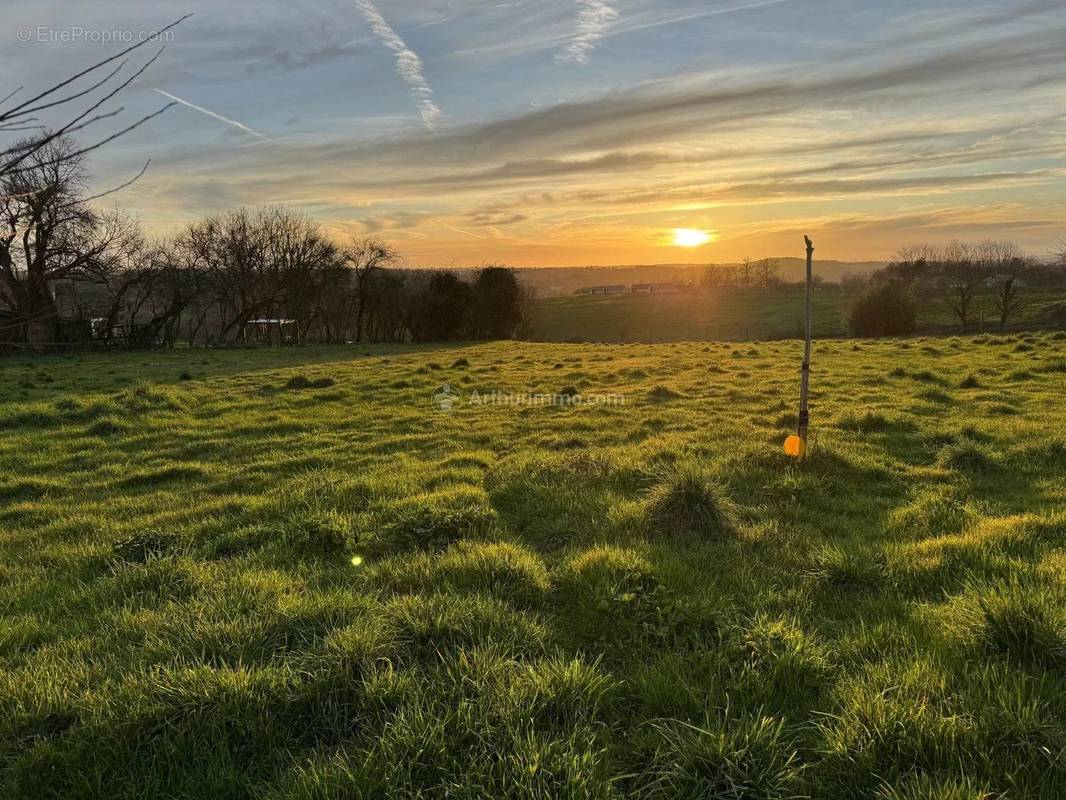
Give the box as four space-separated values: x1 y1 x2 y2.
849 282 917 337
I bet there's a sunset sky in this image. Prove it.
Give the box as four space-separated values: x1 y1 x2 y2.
6 0 1066 265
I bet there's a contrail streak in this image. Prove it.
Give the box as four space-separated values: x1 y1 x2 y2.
154 90 270 141
353 0 442 131
559 0 618 64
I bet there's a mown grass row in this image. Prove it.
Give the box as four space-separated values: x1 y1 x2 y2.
0 333 1064 798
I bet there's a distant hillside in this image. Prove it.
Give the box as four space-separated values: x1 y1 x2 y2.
512 260 884 297
528 285 1066 343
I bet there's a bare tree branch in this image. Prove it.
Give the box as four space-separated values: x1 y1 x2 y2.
13 62 128 119
2 105 174 179
1 46 168 175
74 160 152 206
0 14 192 123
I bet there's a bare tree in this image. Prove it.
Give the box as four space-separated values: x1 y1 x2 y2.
719 263 740 289
740 257 753 288
170 208 343 345
940 241 984 333
344 238 399 344
756 258 780 289
93 240 209 349
700 264 723 291
0 136 142 350
975 240 1028 331
0 16 189 351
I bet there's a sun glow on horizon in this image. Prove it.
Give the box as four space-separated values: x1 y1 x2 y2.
672 228 713 248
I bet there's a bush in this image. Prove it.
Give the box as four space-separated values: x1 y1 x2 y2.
849 282 917 337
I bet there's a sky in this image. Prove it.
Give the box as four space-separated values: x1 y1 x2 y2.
4 0 1066 266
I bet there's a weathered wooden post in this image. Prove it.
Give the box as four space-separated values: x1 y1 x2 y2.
785 235 814 459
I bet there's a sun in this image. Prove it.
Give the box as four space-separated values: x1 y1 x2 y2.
672 228 713 248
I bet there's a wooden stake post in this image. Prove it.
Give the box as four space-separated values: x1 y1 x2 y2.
799 235 814 442
785 236 814 459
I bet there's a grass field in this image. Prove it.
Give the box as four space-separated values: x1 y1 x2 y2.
2 334 1066 798
530 287 1066 343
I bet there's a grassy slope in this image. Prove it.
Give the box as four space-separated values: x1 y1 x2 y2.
530 287 1066 343
1 335 1065 798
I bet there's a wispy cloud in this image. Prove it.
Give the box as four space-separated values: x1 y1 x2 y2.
559 0 618 64
153 90 271 141
438 220 484 239
353 0 442 130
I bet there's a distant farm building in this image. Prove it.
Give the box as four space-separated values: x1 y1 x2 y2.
242 319 299 346
575 285 628 296
631 282 687 294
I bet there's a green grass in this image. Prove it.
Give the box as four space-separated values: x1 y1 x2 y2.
530 287 1066 342
1 334 1065 798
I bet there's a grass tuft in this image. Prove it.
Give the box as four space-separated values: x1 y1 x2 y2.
641 710 805 800
359 487 499 557
963 577 1065 667
646 460 736 539
648 384 684 402
937 440 998 473
360 540 550 606
283 374 337 390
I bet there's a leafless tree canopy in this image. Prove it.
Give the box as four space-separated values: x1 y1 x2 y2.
0 137 142 349
883 239 1053 332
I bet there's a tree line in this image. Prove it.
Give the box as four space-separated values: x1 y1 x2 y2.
1 27 527 354
700 257 782 291
0 137 527 353
849 239 1066 337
